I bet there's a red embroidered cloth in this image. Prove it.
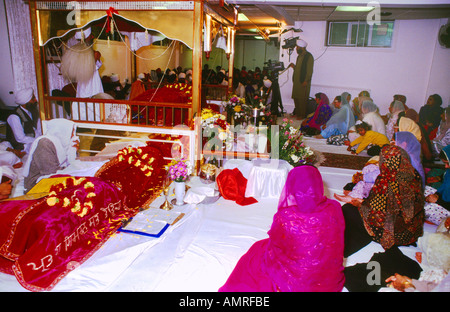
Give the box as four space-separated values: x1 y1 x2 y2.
0 145 167 291
131 83 192 126
0 177 135 291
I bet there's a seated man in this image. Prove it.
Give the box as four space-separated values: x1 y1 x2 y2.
6 88 41 154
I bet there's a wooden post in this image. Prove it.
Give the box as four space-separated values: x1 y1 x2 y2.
28 0 46 122
192 0 203 118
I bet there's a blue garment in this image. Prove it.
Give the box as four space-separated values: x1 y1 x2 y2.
320 92 355 139
437 145 450 202
395 131 425 187
320 125 342 139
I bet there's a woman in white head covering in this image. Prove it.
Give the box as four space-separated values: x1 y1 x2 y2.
360 100 386 136
348 100 386 142
23 119 79 192
386 100 406 140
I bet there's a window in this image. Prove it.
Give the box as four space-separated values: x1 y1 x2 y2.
327 21 394 47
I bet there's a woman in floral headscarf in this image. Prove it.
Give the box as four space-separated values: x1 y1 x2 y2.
220 165 345 292
300 92 333 136
342 144 425 257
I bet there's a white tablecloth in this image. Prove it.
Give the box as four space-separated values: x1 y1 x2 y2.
245 159 293 199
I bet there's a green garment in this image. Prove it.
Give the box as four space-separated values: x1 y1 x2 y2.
292 50 314 118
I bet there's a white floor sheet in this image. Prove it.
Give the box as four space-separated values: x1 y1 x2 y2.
0 138 437 292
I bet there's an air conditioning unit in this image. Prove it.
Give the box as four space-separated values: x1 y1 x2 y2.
438 23 450 48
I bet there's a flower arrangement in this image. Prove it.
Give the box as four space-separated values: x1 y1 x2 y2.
201 108 229 133
259 105 276 127
279 118 315 167
247 94 265 110
201 108 233 151
166 158 192 182
46 177 96 218
224 95 249 124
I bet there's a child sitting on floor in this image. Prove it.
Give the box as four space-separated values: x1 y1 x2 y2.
345 121 390 156
334 157 380 204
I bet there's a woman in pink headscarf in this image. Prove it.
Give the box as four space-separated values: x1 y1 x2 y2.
219 165 345 292
300 92 333 136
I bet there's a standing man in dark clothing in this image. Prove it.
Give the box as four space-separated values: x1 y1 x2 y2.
289 39 314 120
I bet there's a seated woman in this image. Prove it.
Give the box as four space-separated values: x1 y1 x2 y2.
385 100 406 140
400 109 434 161
394 131 426 187
219 165 345 292
419 94 444 141
432 106 450 156
424 146 450 225
345 121 390 156
351 90 372 121
342 144 425 257
361 100 386 135
383 95 408 122
23 119 79 193
300 92 333 136
315 91 355 140
348 100 386 142
330 95 341 115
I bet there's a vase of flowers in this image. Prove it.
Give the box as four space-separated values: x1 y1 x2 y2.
167 158 191 205
200 108 233 154
278 118 316 167
224 95 248 126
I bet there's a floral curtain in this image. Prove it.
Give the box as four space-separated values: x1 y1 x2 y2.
5 1 37 96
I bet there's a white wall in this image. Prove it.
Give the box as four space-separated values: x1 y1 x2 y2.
278 19 450 115
426 18 450 106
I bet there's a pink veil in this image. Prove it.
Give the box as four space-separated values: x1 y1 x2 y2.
220 165 345 292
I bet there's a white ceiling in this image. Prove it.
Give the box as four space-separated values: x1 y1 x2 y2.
225 0 450 36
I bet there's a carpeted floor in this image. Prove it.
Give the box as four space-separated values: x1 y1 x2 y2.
319 152 370 170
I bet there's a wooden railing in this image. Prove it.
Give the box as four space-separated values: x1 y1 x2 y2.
203 84 229 102
43 95 193 127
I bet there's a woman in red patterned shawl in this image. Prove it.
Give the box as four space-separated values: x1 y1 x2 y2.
300 92 333 136
342 144 425 257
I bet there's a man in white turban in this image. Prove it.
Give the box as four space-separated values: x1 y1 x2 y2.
289 39 314 120
6 88 42 154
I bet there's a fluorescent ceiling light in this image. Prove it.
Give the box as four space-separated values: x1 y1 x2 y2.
335 6 375 12
254 36 264 40
238 13 250 22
